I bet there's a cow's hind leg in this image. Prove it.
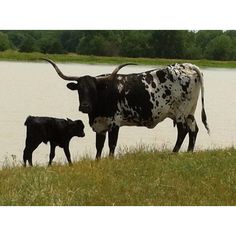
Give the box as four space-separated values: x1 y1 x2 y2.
96 133 106 160
173 122 188 153
187 115 199 152
108 126 119 157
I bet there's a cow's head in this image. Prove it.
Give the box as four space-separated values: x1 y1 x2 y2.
43 58 136 114
66 76 98 113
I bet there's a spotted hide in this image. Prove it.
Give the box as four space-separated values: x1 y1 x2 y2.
43 59 210 159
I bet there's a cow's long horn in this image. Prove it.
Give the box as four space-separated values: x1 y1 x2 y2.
42 58 80 81
96 63 137 80
110 63 137 80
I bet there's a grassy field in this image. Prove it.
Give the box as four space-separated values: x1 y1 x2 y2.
1 50 236 68
0 148 236 206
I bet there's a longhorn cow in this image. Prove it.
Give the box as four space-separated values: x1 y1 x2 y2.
43 59 209 159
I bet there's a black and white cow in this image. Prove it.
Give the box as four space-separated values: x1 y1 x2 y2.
43 59 209 159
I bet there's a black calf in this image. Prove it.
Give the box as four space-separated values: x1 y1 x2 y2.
23 116 85 166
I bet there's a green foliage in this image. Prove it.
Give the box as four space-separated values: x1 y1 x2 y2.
0 32 11 51
2 51 236 68
151 30 187 58
119 31 152 57
77 31 120 56
18 34 38 52
205 34 235 60
1 30 236 60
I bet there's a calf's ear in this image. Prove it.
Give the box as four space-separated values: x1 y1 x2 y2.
67 82 78 90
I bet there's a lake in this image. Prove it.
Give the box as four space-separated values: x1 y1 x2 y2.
0 61 236 167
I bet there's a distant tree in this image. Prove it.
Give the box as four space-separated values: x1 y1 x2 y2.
225 30 236 59
225 30 236 38
196 30 223 56
183 31 203 59
39 37 64 54
60 31 83 53
119 31 152 57
151 30 187 58
2 30 236 61
7 31 26 49
0 32 11 51
18 34 38 52
77 34 104 55
77 31 120 56
205 34 235 60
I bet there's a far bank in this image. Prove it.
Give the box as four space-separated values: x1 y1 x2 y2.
1 50 236 68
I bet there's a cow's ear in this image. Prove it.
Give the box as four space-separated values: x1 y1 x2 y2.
67 82 78 90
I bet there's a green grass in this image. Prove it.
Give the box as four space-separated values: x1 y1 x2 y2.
1 148 236 206
1 50 236 68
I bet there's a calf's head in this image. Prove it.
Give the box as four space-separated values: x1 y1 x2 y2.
67 119 85 137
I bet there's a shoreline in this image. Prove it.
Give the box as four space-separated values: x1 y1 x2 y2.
1 50 236 68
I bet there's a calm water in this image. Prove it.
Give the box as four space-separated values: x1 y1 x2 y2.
1 61 236 167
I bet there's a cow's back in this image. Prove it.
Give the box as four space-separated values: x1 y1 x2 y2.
91 63 203 133
150 63 201 122
115 63 202 127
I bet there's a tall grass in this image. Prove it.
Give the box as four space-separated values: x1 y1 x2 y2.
0 148 236 206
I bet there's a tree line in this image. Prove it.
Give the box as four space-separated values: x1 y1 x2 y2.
0 30 236 60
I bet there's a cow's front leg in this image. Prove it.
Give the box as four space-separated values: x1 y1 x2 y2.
96 133 106 160
108 126 119 157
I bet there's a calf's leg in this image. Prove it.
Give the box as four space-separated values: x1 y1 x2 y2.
108 126 119 157
63 145 72 166
23 137 41 167
48 143 56 166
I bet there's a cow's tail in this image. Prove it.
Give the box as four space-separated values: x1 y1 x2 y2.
192 65 210 134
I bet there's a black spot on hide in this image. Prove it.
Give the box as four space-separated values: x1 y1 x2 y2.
121 76 153 121
146 73 153 84
165 89 171 96
156 70 167 83
181 80 190 93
